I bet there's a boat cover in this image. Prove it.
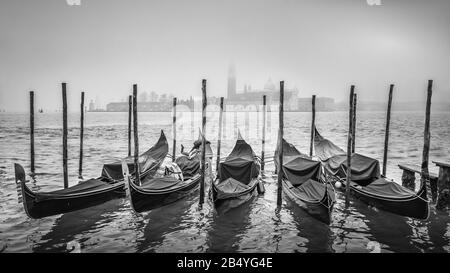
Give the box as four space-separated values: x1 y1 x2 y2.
314 128 380 186
175 155 200 179
140 176 184 191
214 177 253 200
101 130 168 180
290 179 328 202
218 137 259 185
275 139 321 186
35 179 116 202
351 178 416 199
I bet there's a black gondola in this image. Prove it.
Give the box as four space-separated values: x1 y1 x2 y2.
126 134 212 213
274 139 335 224
314 127 429 220
14 130 168 219
210 133 263 214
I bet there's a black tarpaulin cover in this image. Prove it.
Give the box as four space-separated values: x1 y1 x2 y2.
35 179 116 202
313 128 346 161
275 139 321 186
175 155 200 179
215 178 252 199
140 176 184 191
289 179 329 202
101 130 168 180
314 127 381 185
351 178 416 198
218 137 259 185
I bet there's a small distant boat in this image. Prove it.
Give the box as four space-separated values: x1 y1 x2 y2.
14 130 168 219
314 127 429 220
210 133 263 213
274 139 335 224
125 133 212 213
38 108 43 113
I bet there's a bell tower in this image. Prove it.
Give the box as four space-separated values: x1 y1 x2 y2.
227 63 236 100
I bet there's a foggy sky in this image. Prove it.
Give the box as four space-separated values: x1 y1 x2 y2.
1 0 449 112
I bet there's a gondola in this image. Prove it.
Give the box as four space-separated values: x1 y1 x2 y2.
125 133 213 213
274 139 335 224
313 127 429 220
14 130 168 219
210 133 263 214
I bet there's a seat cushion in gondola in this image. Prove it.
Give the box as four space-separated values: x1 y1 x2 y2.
214 178 252 200
140 176 184 191
35 179 118 202
289 179 327 202
351 178 416 199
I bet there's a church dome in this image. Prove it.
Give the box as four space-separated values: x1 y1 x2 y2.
264 78 276 91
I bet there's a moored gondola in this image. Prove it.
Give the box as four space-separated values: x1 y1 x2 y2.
274 139 335 224
14 130 168 219
210 133 263 214
314 127 429 220
125 134 212 213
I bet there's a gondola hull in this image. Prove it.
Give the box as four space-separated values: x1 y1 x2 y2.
128 174 201 213
347 182 429 220
15 163 126 219
211 178 259 214
282 179 333 224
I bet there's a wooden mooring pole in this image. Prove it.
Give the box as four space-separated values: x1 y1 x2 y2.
261 95 267 171
172 97 177 162
133 84 140 185
310 95 316 157
29 91 35 175
216 97 224 174
420 80 432 200
78 91 85 179
62 83 68 188
128 95 132 157
277 81 284 207
199 79 207 206
346 85 355 207
382 84 394 176
352 93 357 153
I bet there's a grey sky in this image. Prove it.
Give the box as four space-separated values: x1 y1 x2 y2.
1 0 449 111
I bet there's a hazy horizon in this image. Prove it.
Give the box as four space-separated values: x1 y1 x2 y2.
1 0 449 112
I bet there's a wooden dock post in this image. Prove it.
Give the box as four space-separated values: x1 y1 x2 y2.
172 97 177 162
216 97 224 173
310 95 316 157
382 84 394 176
277 81 284 207
62 83 68 188
261 95 267 171
199 79 207 206
29 91 35 175
352 93 357 153
128 95 132 157
133 84 140 185
346 85 355 207
434 161 450 210
420 80 432 201
78 91 85 179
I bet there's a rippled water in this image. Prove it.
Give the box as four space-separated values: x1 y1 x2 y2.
1 111 449 253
